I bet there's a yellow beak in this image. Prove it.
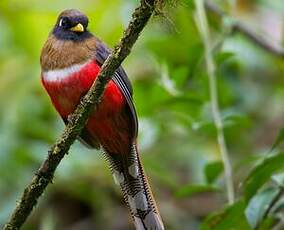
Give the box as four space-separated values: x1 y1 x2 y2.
70 23 84 32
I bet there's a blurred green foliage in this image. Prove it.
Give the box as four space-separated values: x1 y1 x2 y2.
0 0 284 229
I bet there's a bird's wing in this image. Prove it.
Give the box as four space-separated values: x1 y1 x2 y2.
95 39 138 138
62 117 100 149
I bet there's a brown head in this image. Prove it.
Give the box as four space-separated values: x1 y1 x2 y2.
41 9 97 70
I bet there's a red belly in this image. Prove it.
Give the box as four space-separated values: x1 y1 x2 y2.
42 60 132 154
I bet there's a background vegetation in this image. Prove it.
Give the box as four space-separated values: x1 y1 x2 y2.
0 0 284 229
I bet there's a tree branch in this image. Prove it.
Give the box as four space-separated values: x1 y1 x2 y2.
205 0 284 58
4 1 161 229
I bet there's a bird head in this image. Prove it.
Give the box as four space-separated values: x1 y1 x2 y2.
52 9 92 41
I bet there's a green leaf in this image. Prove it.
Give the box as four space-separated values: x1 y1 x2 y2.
183 0 195 9
270 128 284 152
270 197 284 214
245 187 280 229
204 161 224 184
272 173 284 187
244 153 284 202
215 52 235 65
201 200 252 230
257 217 276 230
176 184 220 198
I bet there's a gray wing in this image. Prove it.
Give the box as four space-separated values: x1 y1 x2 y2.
95 39 138 138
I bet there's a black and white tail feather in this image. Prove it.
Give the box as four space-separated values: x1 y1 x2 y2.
95 38 164 229
103 144 164 230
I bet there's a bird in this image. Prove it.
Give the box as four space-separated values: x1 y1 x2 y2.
40 9 164 230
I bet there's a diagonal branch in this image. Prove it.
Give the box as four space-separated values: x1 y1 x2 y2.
205 0 284 58
4 0 162 229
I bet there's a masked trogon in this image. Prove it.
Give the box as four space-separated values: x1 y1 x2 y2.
40 9 164 230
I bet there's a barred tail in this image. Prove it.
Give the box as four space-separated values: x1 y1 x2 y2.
104 144 164 230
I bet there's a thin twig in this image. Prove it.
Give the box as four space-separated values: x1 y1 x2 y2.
194 0 235 204
4 1 160 229
205 0 284 58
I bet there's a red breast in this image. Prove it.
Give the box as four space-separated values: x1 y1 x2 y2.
40 9 131 154
41 59 125 118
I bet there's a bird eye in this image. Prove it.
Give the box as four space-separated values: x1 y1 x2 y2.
59 19 63 27
59 17 68 27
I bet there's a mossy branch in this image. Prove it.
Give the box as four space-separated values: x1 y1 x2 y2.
4 0 161 229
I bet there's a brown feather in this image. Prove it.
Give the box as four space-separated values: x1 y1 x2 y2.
40 34 96 71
